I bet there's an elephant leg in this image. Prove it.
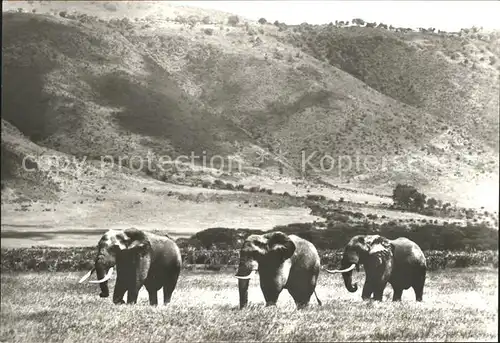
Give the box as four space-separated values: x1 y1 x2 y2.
263 290 281 307
126 281 144 304
392 288 403 301
361 282 373 300
288 289 312 310
147 287 158 306
261 282 282 307
372 283 387 301
287 277 315 310
163 269 180 305
113 280 126 305
127 288 138 304
413 283 424 302
412 269 426 302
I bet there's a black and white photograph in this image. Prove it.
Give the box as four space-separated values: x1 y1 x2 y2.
1 0 498 341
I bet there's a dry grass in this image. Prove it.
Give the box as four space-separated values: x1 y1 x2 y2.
0 267 497 342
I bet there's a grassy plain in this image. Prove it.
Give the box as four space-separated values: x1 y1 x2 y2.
1 267 497 342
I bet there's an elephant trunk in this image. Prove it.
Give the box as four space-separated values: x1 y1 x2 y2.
238 279 249 309
235 258 257 279
95 257 111 298
341 255 358 293
235 257 258 308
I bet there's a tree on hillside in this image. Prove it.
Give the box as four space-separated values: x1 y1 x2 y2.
427 197 438 209
258 18 267 24
392 184 427 212
412 192 427 212
352 18 365 26
227 15 239 26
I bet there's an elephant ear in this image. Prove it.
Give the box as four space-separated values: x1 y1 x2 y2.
266 231 296 260
368 236 394 258
121 228 151 252
111 230 129 251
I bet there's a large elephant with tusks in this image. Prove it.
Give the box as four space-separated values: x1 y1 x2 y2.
235 231 322 309
324 235 427 302
79 228 182 305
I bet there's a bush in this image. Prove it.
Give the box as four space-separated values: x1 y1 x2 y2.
392 184 427 212
202 16 211 24
188 227 264 249
3 247 496 273
327 213 350 223
427 197 438 209
227 15 239 26
204 28 214 36
306 194 326 201
213 180 225 188
258 18 267 24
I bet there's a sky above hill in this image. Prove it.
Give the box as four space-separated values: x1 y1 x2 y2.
172 0 500 32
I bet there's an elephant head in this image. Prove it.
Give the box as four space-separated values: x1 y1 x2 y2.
324 235 394 294
78 229 126 297
235 231 296 308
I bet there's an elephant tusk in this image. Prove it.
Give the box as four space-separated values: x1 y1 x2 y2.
235 270 256 280
89 267 114 284
78 268 95 283
323 263 357 274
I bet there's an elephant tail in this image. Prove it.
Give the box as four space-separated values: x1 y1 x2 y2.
313 290 322 306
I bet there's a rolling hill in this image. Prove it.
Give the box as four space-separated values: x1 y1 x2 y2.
2 1 499 212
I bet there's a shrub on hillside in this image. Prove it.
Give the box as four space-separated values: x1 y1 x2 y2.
392 184 427 212
227 15 239 26
306 194 326 201
427 197 438 209
258 18 267 25
213 179 225 188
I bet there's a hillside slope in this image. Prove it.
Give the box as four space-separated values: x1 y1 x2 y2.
282 24 500 150
1 2 499 211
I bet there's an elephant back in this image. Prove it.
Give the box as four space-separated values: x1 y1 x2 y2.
288 234 321 264
147 232 182 265
391 237 426 267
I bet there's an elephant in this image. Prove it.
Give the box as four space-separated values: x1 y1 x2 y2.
235 231 322 309
78 229 122 298
79 228 182 305
324 235 426 302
